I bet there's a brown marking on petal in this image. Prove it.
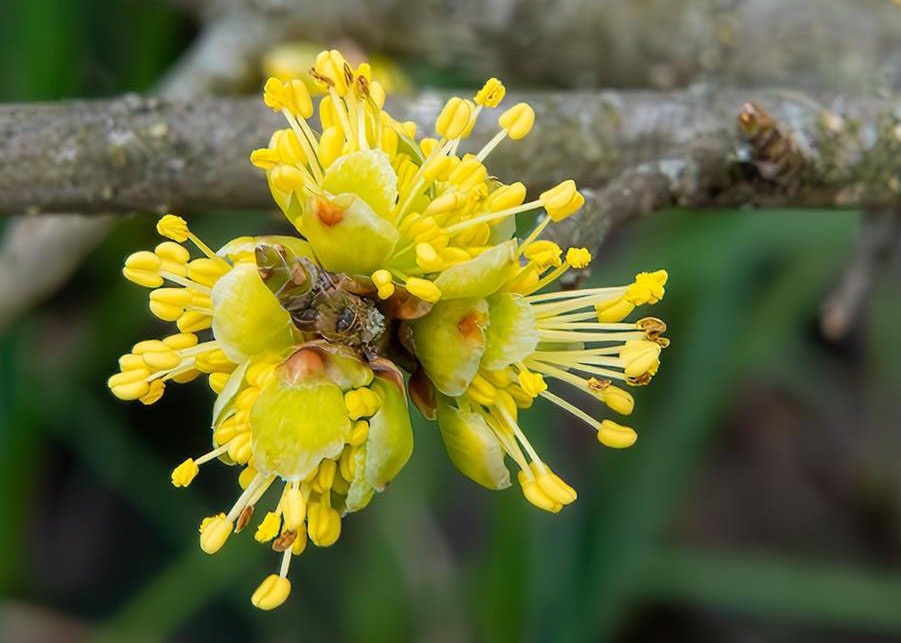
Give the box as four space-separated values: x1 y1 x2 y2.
457 312 481 339
272 529 297 552
282 348 325 382
316 196 345 226
587 377 611 393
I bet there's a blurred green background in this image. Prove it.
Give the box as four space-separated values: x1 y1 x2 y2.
1 1 900 641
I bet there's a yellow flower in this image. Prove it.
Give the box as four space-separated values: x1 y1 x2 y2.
419 237 669 512
251 60 585 306
110 48 671 610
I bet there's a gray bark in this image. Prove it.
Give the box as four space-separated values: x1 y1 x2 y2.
2 90 898 217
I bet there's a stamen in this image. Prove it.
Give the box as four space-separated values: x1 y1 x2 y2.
475 129 507 162
442 200 542 236
538 329 646 342
539 390 602 431
194 444 229 465
159 271 212 294
281 109 323 182
279 547 292 577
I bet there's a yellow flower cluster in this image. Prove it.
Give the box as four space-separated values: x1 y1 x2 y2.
109 48 671 611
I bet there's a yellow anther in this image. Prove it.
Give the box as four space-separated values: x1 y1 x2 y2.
273 129 307 166
533 465 577 505
619 340 661 379
475 77 506 107
498 102 535 140
380 126 398 157
494 389 519 422
313 49 349 95
370 269 395 299
469 373 497 399
436 97 475 139
318 126 344 169
251 574 291 611
344 387 381 420
597 419 638 448
246 362 277 388
401 120 417 139
566 247 592 269
283 487 307 531
518 370 547 397
177 310 212 333
291 526 308 555
154 242 190 277
448 155 487 191
139 379 165 405
123 251 163 288
420 137 440 157
318 459 337 490
339 446 356 481
236 387 260 411
308 503 341 547
508 384 534 408
188 258 228 288
263 77 288 112
118 353 145 371
170 458 199 488
481 368 513 388
424 192 464 217
213 415 242 446
465 387 495 407
540 180 584 222
319 96 341 132
415 243 444 272
255 511 282 543
227 432 253 464
250 147 280 169
523 241 562 269
589 379 634 415
171 369 200 384
270 165 306 194
163 333 198 350
369 80 387 109
141 347 180 371
208 372 230 394
485 182 527 212
149 287 192 321
199 514 233 554
439 246 471 266
421 154 456 182
107 366 150 397
517 471 562 513
157 214 189 242
195 349 233 373
349 420 369 447
405 277 442 303
238 466 258 489
286 78 313 119
595 297 634 323
624 270 668 305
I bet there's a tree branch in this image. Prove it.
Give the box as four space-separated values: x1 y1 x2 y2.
162 0 901 93
1 89 898 217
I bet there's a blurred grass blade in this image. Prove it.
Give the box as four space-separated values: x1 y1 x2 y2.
640 546 901 633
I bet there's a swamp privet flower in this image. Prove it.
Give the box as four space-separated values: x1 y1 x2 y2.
109 49 669 610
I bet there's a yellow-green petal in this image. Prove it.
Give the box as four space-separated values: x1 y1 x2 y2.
410 297 489 396
436 395 510 490
433 240 518 299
